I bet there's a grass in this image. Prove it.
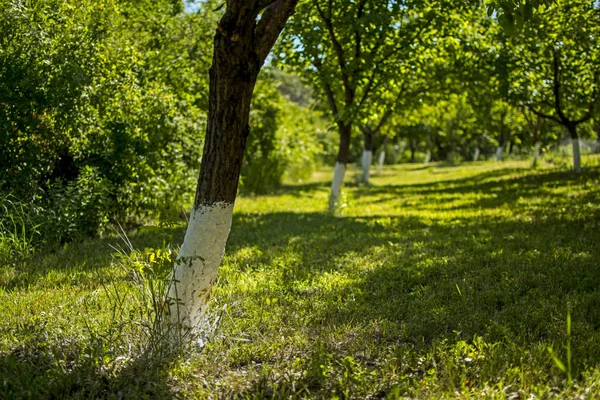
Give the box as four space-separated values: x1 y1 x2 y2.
2 157 600 398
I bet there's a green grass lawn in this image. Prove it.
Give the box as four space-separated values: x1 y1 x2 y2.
2 158 600 399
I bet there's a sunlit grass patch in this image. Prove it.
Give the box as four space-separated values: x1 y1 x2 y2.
1 157 600 398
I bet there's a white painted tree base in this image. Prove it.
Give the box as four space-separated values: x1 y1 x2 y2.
494 146 503 161
329 162 346 212
533 141 541 168
424 150 431 164
573 138 581 173
377 151 385 174
361 149 372 185
167 202 233 339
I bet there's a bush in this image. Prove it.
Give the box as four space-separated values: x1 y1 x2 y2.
0 0 210 244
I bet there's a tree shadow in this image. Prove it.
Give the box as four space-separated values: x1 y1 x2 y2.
0 334 177 399
358 167 600 212
2 225 186 291
215 202 600 396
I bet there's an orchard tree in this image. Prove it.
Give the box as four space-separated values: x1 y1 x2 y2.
510 0 600 173
279 0 460 210
166 0 298 342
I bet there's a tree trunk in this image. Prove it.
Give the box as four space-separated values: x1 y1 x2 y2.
392 145 400 163
361 130 374 185
361 149 372 184
568 126 581 173
377 150 385 174
473 147 480 162
532 141 541 169
424 150 431 163
329 122 351 212
166 0 298 342
409 140 416 163
494 146 503 162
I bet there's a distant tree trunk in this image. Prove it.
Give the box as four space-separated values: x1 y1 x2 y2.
361 129 374 185
330 122 351 212
527 52 591 174
473 147 480 162
409 139 416 163
167 0 298 342
376 136 388 174
392 144 400 163
532 141 541 168
425 134 433 163
568 125 581 174
435 137 446 161
494 145 503 161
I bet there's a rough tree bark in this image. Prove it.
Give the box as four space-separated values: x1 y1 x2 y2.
166 0 298 342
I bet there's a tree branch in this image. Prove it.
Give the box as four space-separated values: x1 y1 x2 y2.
354 0 367 60
315 0 354 105
552 51 569 124
313 56 341 122
254 0 299 64
527 104 562 124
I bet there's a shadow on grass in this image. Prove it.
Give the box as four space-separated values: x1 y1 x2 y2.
359 166 600 211
2 224 186 291
0 339 175 399
4 165 600 397
215 208 600 397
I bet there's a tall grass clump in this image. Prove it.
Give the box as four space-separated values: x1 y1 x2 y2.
0 194 45 262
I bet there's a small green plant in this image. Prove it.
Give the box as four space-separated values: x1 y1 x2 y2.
548 308 573 386
106 230 181 360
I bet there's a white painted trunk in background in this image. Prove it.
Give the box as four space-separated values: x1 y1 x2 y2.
424 150 431 164
329 162 346 212
533 141 541 168
494 146 503 161
377 151 385 174
361 149 372 185
572 138 581 173
167 203 233 335
473 148 480 162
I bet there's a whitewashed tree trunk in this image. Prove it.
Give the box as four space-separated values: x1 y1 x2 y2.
494 146 503 161
377 150 385 174
392 146 400 163
329 162 346 212
473 147 480 162
361 149 372 185
163 0 299 346
572 138 581 173
167 203 233 336
532 141 541 168
424 150 431 164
